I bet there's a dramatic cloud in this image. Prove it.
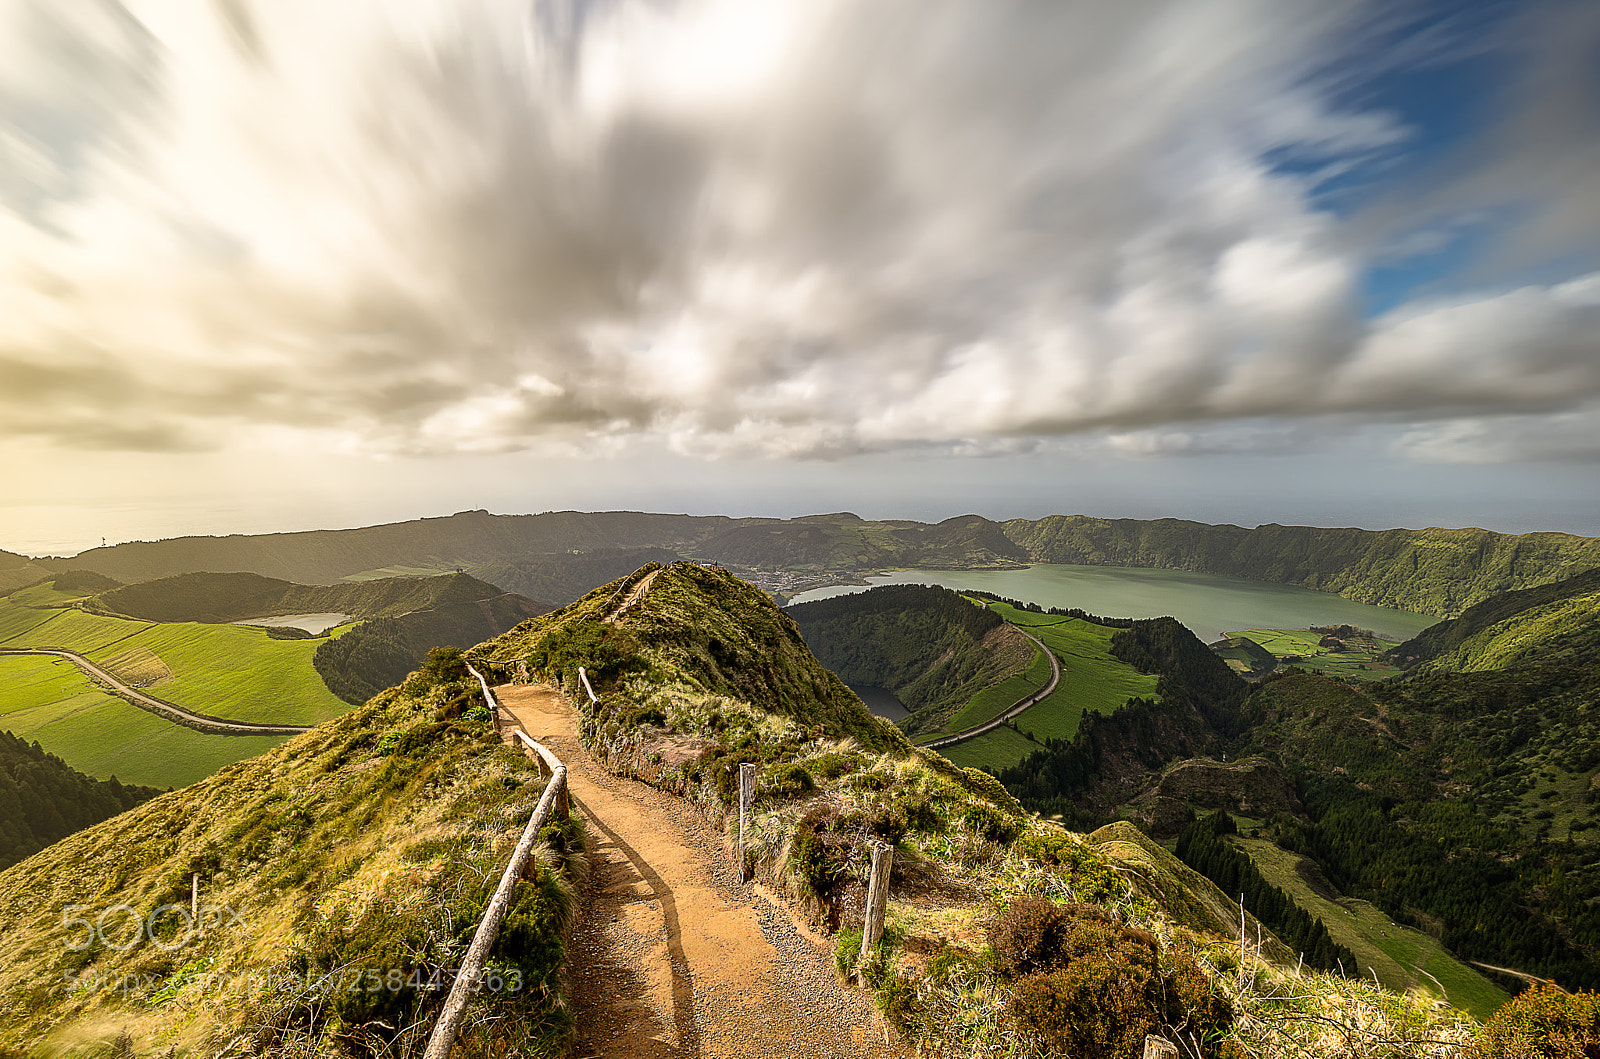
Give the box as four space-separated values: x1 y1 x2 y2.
1 0 1597 463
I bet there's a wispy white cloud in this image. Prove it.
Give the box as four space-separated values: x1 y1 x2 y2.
0 0 1595 465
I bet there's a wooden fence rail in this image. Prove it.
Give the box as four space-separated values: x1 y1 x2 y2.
425 669 569 1059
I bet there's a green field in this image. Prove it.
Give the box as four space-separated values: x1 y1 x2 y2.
945 647 1052 730
1228 628 1403 681
0 595 347 725
0 655 293 788
987 604 1158 742
1234 836 1507 1019
340 565 460 581
934 724 1041 771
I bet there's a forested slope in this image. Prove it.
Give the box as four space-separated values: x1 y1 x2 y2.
788 584 1034 734
0 732 159 871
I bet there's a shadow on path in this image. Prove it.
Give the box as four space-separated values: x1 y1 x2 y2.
571 790 703 1059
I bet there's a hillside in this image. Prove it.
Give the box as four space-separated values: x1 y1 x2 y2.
0 731 160 871
0 649 581 1055
996 571 1600 997
1003 515 1600 616
0 549 56 595
465 563 1481 1055
1389 567 1600 673
787 584 1034 735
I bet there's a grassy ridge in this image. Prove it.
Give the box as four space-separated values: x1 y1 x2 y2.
1233 836 1507 1020
0 655 293 788
0 661 579 1055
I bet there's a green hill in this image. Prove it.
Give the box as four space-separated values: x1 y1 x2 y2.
1002 515 1600 616
1389 567 1600 673
0 653 580 1055
787 584 1035 735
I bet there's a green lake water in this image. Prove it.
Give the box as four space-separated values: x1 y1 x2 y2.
787 565 1439 643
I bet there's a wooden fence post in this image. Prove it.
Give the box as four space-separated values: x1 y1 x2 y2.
190 874 198 921
738 762 757 882
857 839 893 981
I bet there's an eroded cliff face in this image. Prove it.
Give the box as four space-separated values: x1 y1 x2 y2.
1123 756 1303 838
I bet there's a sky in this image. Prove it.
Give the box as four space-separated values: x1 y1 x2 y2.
2 0 1598 556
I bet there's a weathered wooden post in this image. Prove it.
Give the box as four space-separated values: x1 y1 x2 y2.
738 762 757 882
857 838 894 982
1143 1035 1178 1059
190 874 199 920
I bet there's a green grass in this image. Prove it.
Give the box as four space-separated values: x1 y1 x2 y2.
1233 836 1508 1020
933 724 1040 771
0 600 55 644
1228 628 1403 681
92 622 347 725
0 595 348 726
0 655 292 788
945 647 1051 730
986 604 1159 743
6 583 90 607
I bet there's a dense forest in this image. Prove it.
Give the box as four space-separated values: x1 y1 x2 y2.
0 732 159 871
788 584 1032 734
1175 811 1357 974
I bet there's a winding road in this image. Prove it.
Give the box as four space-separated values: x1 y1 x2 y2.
0 647 312 735
919 623 1062 749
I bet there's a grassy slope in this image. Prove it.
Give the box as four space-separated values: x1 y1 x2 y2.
945 647 1050 730
0 671 574 1056
0 655 291 788
988 604 1159 742
1233 837 1507 1020
471 563 1479 1053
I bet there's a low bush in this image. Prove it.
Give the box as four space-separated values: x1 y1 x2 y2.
990 900 1234 1059
764 762 816 797
961 803 1019 844
1477 985 1600 1058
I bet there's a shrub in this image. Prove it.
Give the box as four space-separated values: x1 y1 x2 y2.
1015 827 1077 865
808 751 860 780
764 762 816 798
988 899 1112 978
892 794 944 835
961 803 1020 844
1478 985 1600 1058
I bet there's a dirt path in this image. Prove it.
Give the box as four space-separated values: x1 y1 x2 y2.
496 684 910 1059
0 647 311 734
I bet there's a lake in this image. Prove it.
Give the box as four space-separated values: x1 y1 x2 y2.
787 565 1438 643
231 612 351 635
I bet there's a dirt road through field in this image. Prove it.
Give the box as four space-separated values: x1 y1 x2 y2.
496 683 909 1059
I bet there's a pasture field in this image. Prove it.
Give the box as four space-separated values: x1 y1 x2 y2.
1228 628 1403 681
0 593 348 725
0 655 292 788
934 723 1040 771
985 603 1159 743
944 647 1051 731
1234 836 1507 1020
